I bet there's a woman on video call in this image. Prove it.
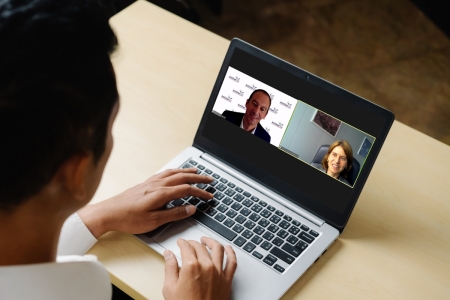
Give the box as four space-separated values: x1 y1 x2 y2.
318 140 353 185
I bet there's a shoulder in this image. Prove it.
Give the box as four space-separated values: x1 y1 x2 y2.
339 176 350 185
222 110 243 118
311 163 325 172
255 124 271 142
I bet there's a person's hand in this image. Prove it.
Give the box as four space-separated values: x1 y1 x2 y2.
78 168 213 238
163 237 237 300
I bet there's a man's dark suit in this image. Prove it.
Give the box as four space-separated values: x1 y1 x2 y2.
222 110 271 143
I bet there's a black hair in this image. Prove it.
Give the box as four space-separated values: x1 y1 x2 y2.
0 0 118 209
247 89 271 108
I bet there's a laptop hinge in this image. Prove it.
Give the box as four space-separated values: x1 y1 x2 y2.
201 153 325 227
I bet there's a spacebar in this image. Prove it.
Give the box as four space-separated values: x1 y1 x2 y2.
192 211 237 241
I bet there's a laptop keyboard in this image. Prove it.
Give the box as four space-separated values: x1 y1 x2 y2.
169 158 321 274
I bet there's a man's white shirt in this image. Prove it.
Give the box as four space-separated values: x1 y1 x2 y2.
0 213 112 299
239 117 257 134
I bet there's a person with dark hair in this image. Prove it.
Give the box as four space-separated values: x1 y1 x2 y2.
312 140 353 185
222 89 272 143
0 1 236 299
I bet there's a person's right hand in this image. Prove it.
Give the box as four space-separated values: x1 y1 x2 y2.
163 236 237 300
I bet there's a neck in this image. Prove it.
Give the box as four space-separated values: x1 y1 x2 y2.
326 169 339 179
0 195 70 266
242 118 257 132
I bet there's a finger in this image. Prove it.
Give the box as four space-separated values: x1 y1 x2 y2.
177 238 197 267
151 205 196 228
200 236 224 272
162 173 213 187
188 240 213 268
150 185 213 208
163 250 179 288
223 245 237 282
151 168 198 180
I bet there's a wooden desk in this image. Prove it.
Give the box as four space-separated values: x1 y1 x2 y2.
89 1 450 299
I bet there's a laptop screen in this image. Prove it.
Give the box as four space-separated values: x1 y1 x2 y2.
196 42 393 229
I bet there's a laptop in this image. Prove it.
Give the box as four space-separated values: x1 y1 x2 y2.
136 38 394 299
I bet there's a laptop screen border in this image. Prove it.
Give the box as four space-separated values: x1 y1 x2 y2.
193 38 394 232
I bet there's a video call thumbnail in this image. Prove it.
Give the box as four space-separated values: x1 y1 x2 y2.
212 67 376 188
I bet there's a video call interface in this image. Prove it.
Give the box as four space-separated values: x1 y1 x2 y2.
203 48 384 213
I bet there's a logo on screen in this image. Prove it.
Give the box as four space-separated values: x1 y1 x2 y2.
279 100 292 109
237 104 246 111
271 121 284 129
269 93 275 100
228 75 240 83
269 107 278 114
232 89 244 96
220 95 233 102
245 84 257 90
265 127 271 133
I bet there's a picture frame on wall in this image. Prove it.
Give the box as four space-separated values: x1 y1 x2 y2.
311 110 342 137
357 137 372 158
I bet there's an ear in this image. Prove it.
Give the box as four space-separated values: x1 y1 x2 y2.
55 154 93 202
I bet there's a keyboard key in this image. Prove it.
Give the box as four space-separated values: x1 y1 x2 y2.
282 243 302 257
214 213 226 222
309 230 319 237
243 191 251 198
205 187 216 194
212 173 220 179
192 211 237 241
197 165 205 170
279 220 290 229
219 178 228 184
182 196 191 200
222 197 233 206
196 183 207 189
261 241 273 251
242 199 253 207
235 215 246 224
263 232 274 241
196 169 202 174
288 226 300 235
226 210 237 218
287 235 299 245
267 205 276 212
217 204 228 213
208 199 220 207
263 256 276 266
240 207 251 216
231 203 242 211
224 189 236 197
275 210 284 217
197 202 209 211
244 220 255 229
277 230 288 239
204 169 213 175
214 192 224 200
258 218 270 228
260 209 272 218
205 207 217 217
283 215 292 222
235 187 243 193
182 163 192 169
259 200 267 207
273 237 284 246
251 236 263 245
270 247 295 264
273 264 285 273
243 242 256 253
250 196 259 202
242 229 253 239
188 198 200 205
251 204 263 213
296 240 309 251
292 219 301 227
171 199 184 206
233 194 244 202
249 213 260 222
227 182 236 188
232 224 244 233
224 218 235 228
216 184 227 192
298 231 315 244
233 236 247 247
209 179 218 186
267 224 279 233
300 224 309 231
252 251 263 259
188 160 197 166
269 215 281 224
253 226 265 235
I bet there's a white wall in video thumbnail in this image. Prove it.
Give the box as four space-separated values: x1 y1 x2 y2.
212 67 298 148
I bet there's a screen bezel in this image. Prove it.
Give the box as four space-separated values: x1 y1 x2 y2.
193 39 394 232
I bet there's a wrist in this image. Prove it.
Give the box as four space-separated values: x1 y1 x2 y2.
78 202 109 239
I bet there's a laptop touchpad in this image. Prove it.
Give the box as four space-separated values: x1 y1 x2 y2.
154 220 210 259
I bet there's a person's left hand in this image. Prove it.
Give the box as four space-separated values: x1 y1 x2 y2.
78 168 213 238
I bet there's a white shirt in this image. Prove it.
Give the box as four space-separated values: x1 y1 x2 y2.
0 213 112 299
240 117 257 135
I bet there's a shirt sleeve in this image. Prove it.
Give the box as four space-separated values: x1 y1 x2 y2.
57 212 98 256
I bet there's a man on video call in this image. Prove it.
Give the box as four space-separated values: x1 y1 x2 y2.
0 1 236 299
222 89 272 143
